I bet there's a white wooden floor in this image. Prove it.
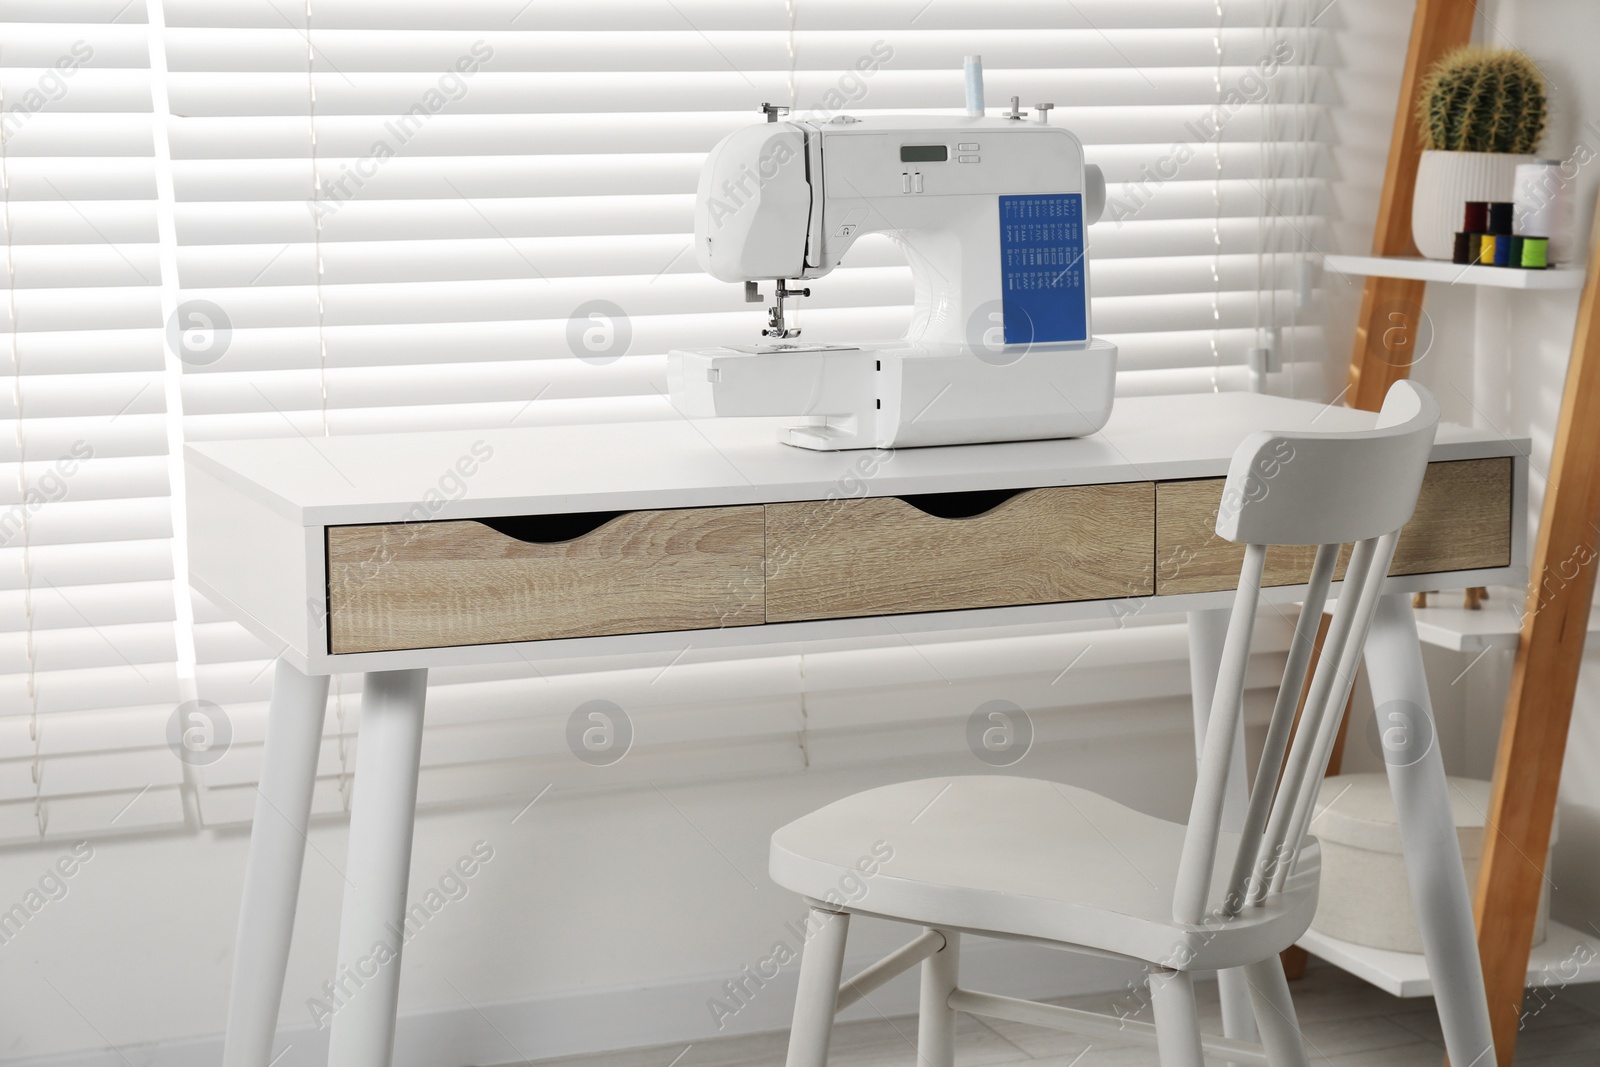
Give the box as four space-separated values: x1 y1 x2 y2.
514 959 1600 1067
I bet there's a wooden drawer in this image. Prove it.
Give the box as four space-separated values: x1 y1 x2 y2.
326 507 765 653
1154 457 1513 595
764 483 1156 623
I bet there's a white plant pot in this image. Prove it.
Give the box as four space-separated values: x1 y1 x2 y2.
1411 150 1534 260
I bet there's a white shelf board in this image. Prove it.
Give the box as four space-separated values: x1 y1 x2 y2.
1299 920 1600 998
1323 253 1585 290
1409 586 1600 652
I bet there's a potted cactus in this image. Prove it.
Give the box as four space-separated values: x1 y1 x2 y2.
1411 46 1547 259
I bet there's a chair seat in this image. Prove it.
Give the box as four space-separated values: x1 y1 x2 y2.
770 776 1321 972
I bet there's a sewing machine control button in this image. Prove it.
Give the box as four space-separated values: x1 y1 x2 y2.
901 172 911 193
706 368 720 382
834 223 858 237
958 154 979 163
957 142 979 150
912 172 924 193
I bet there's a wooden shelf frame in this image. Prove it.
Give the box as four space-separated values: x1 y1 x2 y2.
1329 1 1600 1063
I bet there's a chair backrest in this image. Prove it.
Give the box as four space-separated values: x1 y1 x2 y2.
1170 381 1440 927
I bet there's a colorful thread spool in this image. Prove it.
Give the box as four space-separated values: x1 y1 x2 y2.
1509 235 1525 267
1480 234 1498 265
1488 201 1514 235
1521 236 1550 269
1464 201 1490 232
1452 232 1474 264
1493 233 1514 266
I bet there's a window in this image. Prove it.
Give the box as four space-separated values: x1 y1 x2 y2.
3 0 1336 841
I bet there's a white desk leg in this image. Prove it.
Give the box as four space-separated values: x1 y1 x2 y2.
223 659 330 1067
1363 595 1497 1067
1187 609 1257 1056
328 669 428 1067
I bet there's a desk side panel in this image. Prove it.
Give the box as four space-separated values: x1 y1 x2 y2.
188 461 315 660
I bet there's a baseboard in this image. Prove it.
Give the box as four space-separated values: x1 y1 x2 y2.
7 938 1147 1067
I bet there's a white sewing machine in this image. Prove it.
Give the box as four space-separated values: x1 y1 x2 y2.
668 58 1115 450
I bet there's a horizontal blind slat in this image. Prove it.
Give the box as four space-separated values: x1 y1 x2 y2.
157 0 1316 31
0 540 175 591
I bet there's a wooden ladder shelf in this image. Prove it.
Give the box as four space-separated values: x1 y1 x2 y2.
1325 2 1600 1063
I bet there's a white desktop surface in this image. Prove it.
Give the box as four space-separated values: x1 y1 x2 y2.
185 392 1519 527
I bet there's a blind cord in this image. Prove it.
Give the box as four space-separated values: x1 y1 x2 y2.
1255 1 1272 392
304 0 347 804
785 0 799 334
1279 0 1314 399
143 0 204 831
1210 0 1224 392
308 0 330 439
1 41 43 835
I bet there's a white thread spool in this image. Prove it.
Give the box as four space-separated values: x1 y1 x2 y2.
1513 160 1572 263
964 55 985 117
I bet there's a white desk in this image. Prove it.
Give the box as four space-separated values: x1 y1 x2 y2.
189 393 1525 1067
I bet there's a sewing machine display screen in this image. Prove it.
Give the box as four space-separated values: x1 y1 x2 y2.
899 144 948 162
998 193 1087 345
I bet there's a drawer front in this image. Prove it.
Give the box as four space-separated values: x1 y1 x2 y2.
764 483 1156 623
326 507 765 653
1154 457 1513 595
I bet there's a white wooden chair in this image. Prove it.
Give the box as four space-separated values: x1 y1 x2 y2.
768 380 1441 1067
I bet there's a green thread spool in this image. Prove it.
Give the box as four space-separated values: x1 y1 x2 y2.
1521 236 1550 269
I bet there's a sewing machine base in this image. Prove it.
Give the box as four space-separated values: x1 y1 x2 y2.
668 339 1118 450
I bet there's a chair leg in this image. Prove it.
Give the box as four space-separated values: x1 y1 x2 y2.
1242 957 1310 1067
1217 966 1260 1064
1149 968 1206 1067
784 908 851 1067
917 929 960 1067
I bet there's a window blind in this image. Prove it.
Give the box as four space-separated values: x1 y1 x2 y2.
2 0 1336 842
0 3 188 841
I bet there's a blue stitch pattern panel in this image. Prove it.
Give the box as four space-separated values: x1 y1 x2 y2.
998 193 1087 345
